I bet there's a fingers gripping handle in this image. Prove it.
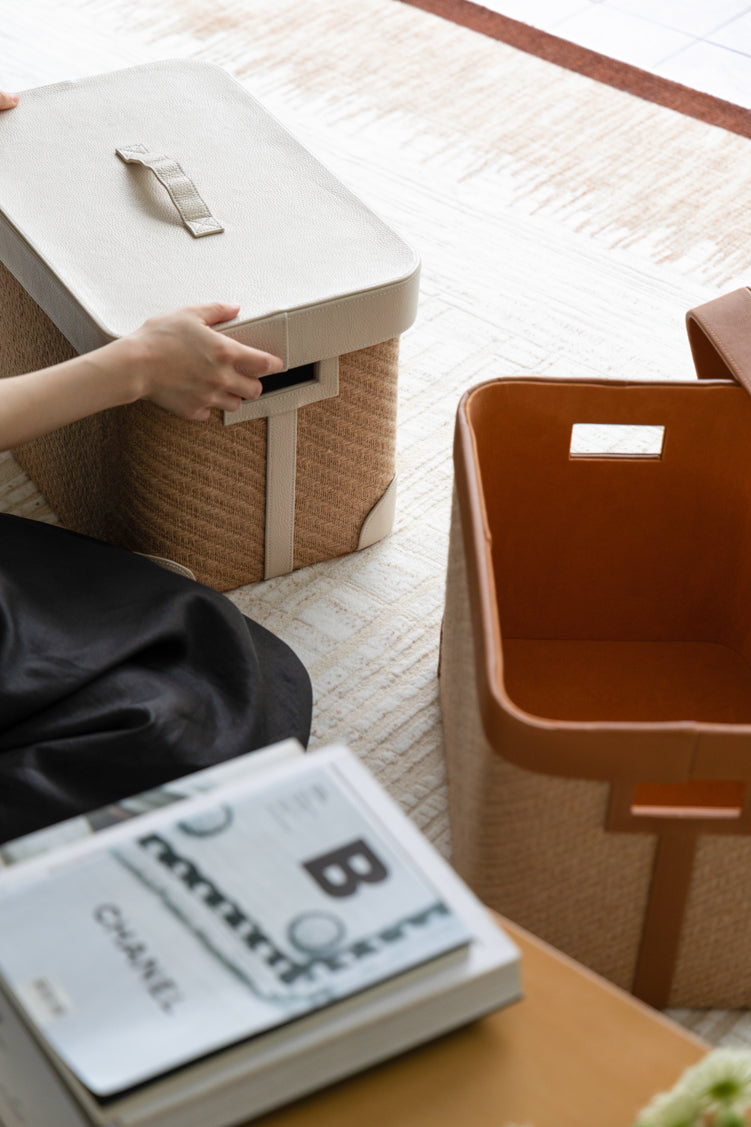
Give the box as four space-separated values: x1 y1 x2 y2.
116 144 224 238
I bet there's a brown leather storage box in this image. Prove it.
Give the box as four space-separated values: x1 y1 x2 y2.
440 291 751 1008
0 61 419 590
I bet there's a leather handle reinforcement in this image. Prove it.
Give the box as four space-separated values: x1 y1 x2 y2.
686 286 751 396
116 144 224 238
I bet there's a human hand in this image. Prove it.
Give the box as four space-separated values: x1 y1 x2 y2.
0 302 283 450
120 303 283 420
0 91 18 110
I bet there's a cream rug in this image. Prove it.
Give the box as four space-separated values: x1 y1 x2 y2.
3 0 751 1046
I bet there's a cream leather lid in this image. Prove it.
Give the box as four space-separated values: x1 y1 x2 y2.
0 59 419 365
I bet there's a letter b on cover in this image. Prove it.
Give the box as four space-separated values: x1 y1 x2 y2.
303 838 389 898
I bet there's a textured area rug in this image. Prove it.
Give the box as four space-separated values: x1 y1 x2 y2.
399 0 751 137
3 0 751 1044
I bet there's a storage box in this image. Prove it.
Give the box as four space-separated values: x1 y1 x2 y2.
440 357 751 1008
0 60 419 589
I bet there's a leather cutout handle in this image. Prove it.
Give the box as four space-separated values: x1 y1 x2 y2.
116 144 224 238
686 287 751 396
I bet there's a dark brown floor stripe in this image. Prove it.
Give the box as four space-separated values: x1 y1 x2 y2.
398 0 751 138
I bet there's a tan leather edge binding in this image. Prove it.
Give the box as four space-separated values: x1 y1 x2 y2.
357 476 398 551
607 781 751 1005
264 409 298 579
630 833 697 1008
0 202 419 364
453 376 751 784
134 552 196 581
687 287 751 393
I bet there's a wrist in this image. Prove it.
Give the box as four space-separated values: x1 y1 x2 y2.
92 336 150 405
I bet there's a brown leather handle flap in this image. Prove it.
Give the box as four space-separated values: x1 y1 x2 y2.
686 286 751 394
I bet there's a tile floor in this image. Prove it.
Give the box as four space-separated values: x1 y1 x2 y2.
480 0 751 107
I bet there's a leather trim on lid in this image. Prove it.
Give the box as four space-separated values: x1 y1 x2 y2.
0 60 420 357
0 210 112 355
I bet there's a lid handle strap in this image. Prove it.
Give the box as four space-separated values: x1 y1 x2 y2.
116 144 224 238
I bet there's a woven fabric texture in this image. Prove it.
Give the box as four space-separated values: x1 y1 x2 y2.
0 261 398 589
441 490 659 996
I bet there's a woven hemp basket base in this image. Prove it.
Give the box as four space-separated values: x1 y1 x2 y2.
0 261 398 590
440 488 751 1010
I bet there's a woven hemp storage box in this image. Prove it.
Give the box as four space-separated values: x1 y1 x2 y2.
0 60 419 590
440 289 751 1010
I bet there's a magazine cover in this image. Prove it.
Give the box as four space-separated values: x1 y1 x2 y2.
0 740 302 870
0 752 470 1098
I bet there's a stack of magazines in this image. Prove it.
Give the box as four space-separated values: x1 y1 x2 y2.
0 740 522 1127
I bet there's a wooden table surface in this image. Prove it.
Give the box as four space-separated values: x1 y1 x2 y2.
253 918 707 1127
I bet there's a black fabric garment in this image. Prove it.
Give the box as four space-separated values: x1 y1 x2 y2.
0 514 312 843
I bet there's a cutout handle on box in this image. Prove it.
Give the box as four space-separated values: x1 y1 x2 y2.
570 423 665 459
259 363 316 396
115 144 224 238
